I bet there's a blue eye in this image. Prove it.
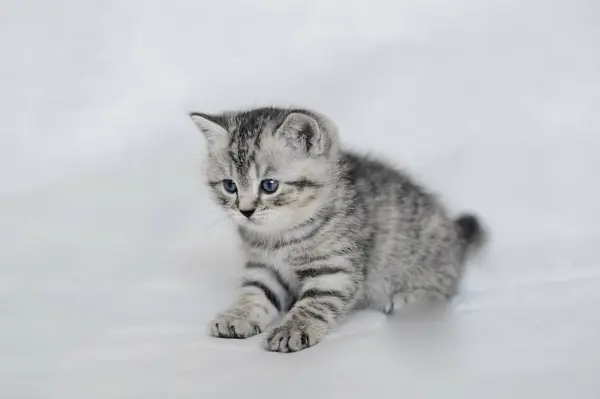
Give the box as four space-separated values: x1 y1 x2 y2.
260 179 279 194
222 179 237 193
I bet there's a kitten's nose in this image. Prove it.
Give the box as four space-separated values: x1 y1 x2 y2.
240 209 255 219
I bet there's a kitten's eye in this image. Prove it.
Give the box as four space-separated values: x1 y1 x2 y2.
260 179 279 194
222 179 237 194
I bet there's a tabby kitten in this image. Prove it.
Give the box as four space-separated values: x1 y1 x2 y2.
190 107 484 353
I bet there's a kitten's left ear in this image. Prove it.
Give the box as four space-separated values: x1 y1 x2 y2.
189 112 228 144
275 112 331 156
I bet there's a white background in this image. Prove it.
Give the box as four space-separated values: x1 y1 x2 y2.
1 0 599 397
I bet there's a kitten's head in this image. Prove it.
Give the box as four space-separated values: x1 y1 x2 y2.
190 107 340 233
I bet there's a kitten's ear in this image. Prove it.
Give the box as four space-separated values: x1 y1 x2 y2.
275 112 328 155
189 112 228 143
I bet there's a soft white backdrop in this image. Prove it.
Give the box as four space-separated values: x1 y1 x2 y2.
1 0 599 398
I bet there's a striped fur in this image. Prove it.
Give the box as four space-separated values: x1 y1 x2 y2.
191 107 485 352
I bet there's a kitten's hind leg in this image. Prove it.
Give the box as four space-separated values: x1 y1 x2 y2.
385 288 448 314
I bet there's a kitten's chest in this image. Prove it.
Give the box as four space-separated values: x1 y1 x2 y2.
244 246 306 291
246 248 300 288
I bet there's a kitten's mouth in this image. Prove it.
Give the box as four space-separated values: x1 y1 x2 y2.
240 216 272 229
240 216 260 225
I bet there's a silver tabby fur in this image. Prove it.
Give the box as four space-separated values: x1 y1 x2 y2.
190 107 485 353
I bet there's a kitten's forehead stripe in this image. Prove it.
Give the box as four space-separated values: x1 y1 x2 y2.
254 162 261 180
224 108 289 181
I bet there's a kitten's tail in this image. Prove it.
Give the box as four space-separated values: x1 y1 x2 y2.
455 213 486 261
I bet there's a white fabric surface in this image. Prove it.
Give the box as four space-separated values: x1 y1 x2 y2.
2 0 599 398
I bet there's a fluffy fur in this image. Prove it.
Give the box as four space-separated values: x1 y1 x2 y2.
190 107 484 353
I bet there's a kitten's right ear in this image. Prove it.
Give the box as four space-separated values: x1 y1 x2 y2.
189 112 228 143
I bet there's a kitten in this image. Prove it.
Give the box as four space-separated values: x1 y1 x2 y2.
190 107 484 353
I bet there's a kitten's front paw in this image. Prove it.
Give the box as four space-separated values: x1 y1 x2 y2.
264 318 326 353
210 312 263 339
